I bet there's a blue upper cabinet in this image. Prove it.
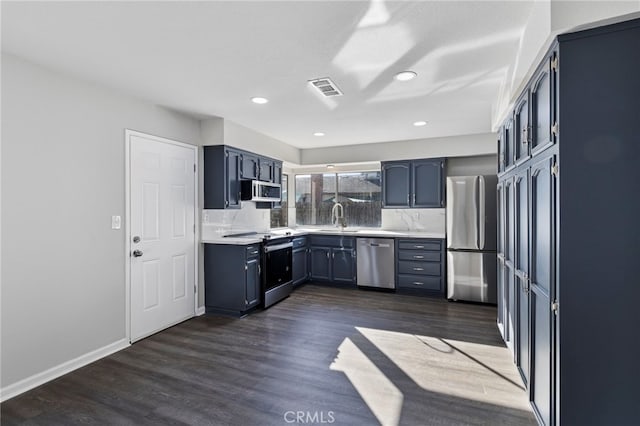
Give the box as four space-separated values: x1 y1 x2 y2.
514 91 530 164
258 158 273 182
504 118 515 171
382 158 445 208
204 145 282 209
412 159 444 208
498 129 505 173
381 161 410 207
273 162 282 185
530 53 556 157
204 145 241 209
241 153 259 180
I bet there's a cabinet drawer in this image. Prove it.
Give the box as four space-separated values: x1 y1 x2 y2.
397 240 441 251
398 261 440 276
397 275 442 291
398 251 441 262
293 237 307 249
246 245 261 259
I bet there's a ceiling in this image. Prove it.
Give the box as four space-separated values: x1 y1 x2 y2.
1 1 535 149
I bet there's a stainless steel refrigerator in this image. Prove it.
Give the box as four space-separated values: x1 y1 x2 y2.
446 175 497 303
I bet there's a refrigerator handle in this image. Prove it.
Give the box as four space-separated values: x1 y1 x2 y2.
478 176 485 250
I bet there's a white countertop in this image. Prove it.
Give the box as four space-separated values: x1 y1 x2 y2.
201 228 445 245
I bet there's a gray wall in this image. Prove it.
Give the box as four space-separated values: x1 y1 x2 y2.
1 54 202 388
446 154 498 177
300 133 497 165
200 117 302 165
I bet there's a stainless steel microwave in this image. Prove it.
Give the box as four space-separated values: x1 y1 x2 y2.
241 180 282 202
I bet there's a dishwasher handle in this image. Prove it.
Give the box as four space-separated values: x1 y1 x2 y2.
369 243 391 248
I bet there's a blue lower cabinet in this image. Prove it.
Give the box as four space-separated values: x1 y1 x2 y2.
204 243 261 316
310 247 331 281
292 236 310 286
310 236 356 286
395 238 445 297
331 248 356 284
292 247 309 286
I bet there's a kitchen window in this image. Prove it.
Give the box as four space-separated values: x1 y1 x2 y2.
295 172 381 227
270 174 288 228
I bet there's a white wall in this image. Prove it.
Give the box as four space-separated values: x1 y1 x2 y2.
493 1 640 128
1 54 202 390
551 0 640 32
201 117 301 164
300 133 496 165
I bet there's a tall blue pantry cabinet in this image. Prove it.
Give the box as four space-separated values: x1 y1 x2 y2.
496 17 640 426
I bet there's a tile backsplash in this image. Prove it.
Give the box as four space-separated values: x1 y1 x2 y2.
201 205 445 240
381 208 446 234
201 202 270 239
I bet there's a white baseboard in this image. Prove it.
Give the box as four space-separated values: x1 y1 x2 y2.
0 338 130 402
196 306 206 316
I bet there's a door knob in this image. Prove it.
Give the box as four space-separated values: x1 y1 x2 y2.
132 250 143 257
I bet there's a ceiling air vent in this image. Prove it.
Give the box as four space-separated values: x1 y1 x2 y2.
308 77 343 97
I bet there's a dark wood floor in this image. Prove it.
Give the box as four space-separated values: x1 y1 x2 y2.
1 284 536 425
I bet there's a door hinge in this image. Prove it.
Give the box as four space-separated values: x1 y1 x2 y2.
193 224 196 234
551 121 558 136
194 285 197 294
551 163 559 177
551 56 558 72
551 301 559 315
194 164 196 173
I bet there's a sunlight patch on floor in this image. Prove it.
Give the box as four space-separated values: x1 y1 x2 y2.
355 327 530 411
330 337 404 426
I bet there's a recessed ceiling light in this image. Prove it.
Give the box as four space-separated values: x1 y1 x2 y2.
313 132 325 137
394 71 417 81
413 121 427 127
251 97 269 104
326 165 335 169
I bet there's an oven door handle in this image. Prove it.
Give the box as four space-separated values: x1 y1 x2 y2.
264 242 293 253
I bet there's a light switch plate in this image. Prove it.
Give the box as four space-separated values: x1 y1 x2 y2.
111 215 121 230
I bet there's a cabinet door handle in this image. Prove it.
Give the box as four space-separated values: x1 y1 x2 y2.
413 255 424 259
414 245 424 249
413 267 424 271
407 194 410 205
332 252 335 259
326 252 329 259
413 282 424 286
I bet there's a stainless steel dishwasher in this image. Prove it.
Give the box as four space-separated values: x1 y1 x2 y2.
356 238 395 289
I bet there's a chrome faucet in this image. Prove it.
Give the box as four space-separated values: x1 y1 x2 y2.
331 202 347 228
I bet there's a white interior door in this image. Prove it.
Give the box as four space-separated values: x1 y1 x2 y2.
129 132 196 342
